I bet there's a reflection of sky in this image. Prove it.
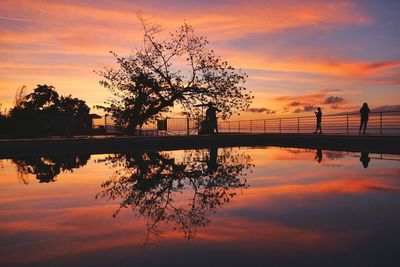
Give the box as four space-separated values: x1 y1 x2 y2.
1 0 399 118
0 147 400 266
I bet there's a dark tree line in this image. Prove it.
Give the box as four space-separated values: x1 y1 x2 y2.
96 147 253 242
0 85 93 137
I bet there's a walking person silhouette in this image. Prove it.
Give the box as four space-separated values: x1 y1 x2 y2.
313 107 322 134
359 103 370 134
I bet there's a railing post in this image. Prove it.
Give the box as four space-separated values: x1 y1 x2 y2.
380 112 383 135
250 120 252 133
263 119 266 134
297 117 300 134
104 114 108 134
186 117 190 135
279 119 282 133
346 114 349 134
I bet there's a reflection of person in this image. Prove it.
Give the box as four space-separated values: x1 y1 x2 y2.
359 103 370 134
360 152 370 168
314 149 323 163
313 107 322 134
207 147 219 173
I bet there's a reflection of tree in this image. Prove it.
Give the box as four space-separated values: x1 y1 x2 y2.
13 154 90 183
96 147 253 242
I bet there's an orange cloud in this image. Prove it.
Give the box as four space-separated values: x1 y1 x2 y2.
0 0 370 40
225 49 400 77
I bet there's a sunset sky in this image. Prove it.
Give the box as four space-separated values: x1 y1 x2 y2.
1 0 399 119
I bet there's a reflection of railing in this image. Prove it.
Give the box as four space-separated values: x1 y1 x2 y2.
95 111 400 136
219 111 400 135
285 147 400 161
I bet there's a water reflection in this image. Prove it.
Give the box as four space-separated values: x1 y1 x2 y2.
314 149 323 163
360 152 371 168
2 147 400 266
310 149 374 168
96 147 253 241
12 154 90 183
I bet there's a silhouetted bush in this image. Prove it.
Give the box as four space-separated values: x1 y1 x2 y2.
1 84 93 137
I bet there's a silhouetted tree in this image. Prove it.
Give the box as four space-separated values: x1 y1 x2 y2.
22 84 60 110
7 85 92 136
0 103 7 133
96 148 253 242
96 15 252 134
58 95 91 131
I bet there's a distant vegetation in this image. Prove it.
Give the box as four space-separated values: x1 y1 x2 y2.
0 84 95 137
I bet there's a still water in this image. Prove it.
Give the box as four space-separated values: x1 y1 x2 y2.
1 147 399 267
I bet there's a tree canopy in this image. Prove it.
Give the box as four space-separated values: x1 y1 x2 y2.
97 15 252 133
4 84 92 136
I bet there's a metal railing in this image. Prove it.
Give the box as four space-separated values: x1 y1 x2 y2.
219 111 400 135
95 111 400 136
97 118 201 136
140 118 200 135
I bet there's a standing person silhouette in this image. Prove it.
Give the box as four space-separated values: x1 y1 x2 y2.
195 102 221 134
205 102 221 134
359 103 370 134
313 107 322 134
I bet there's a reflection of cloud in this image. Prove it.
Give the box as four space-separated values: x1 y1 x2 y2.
198 217 363 252
0 204 149 264
238 179 400 201
324 151 346 160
